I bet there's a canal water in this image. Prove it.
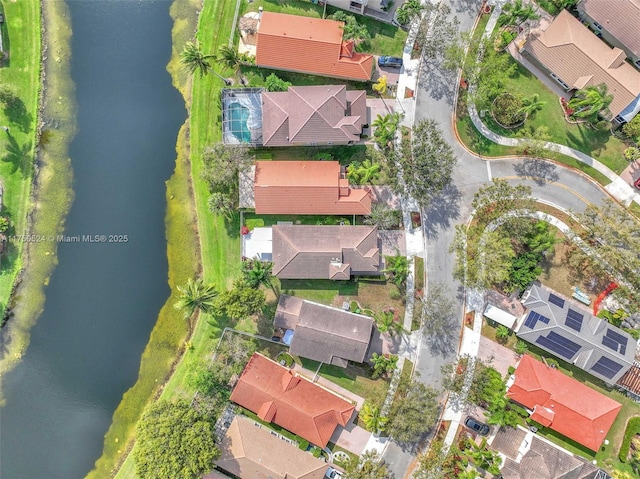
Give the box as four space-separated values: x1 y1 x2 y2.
0 1 185 477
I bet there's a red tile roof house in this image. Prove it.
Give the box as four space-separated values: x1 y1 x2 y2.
272 224 381 280
262 85 367 147
506 355 622 452
254 160 371 215
229 353 356 447
255 12 374 81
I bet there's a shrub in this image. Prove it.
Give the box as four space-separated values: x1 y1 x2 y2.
624 147 640 162
507 365 516 375
492 93 525 127
515 340 528 355
264 73 291 92
276 352 294 367
618 416 640 462
0 216 9 233
298 439 310 451
622 115 640 141
311 446 322 458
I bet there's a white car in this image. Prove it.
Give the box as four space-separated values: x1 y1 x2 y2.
326 467 343 479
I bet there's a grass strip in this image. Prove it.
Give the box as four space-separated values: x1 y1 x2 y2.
0 0 77 381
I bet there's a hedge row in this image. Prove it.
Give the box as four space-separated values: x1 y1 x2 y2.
618 416 640 462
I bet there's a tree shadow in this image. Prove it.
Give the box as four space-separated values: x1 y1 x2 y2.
422 183 461 240
450 0 484 14
513 158 559 186
426 319 458 357
565 123 609 159
2 132 32 178
417 58 458 106
2 95 32 133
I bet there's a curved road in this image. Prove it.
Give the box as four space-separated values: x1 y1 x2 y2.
383 0 612 476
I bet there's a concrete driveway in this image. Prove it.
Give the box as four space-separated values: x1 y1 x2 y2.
329 421 372 456
477 333 521 378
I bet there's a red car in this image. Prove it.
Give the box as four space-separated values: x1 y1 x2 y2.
635 177 640 190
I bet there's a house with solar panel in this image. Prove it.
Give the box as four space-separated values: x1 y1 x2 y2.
516 283 636 385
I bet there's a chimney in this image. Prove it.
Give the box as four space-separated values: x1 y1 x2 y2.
258 6 263 21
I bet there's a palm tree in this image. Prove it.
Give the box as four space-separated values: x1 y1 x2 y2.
181 40 231 85
371 352 398 379
217 45 244 80
181 40 214 77
518 94 545 117
383 254 409 289
495 325 510 341
514 340 528 355
174 277 218 323
375 310 404 335
568 83 613 122
372 112 401 150
346 159 381 184
242 260 276 294
502 0 540 26
359 401 388 433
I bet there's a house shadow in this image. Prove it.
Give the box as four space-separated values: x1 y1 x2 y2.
422 183 461 240
513 158 559 186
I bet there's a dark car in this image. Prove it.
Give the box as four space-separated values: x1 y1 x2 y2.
634 177 640 190
377 56 403 68
464 416 490 436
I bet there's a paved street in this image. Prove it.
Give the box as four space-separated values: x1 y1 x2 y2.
383 0 613 476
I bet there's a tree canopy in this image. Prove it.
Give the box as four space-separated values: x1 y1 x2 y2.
387 378 440 444
343 450 395 479
213 279 266 320
134 400 218 479
396 119 456 206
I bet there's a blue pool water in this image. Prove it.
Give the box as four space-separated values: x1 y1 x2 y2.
229 101 251 143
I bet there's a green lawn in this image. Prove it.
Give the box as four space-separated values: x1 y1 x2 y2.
279 278 359 304
300 358 390 408
0 0 40 361
477 51 629 174
254 144 369 164
244 212 354 230
242 0 407 56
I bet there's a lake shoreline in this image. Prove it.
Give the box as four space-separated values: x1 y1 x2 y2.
0 0 75 380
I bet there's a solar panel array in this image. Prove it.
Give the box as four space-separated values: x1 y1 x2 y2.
548 293 565 308
536 331 581 360
602 328 628 355
524 311 551 330
565 309 584 332
590 356 624 380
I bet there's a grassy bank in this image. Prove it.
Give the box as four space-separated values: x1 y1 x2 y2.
0 0 76 380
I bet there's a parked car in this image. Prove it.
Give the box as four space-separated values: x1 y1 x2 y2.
326 467 343 479
377 56 403 68
464 416 490 436
634 177 640 190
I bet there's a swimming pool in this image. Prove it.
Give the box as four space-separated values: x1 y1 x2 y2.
228 101 251 143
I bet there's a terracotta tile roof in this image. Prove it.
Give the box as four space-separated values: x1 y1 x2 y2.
229 353 355 447
256 12 374 81
271 225 380 279
523 9 640 118
578 0 640 58
215 416 329 479
274 295 374 366
254 161 371 215
262 85 366 146
507 355 622 451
